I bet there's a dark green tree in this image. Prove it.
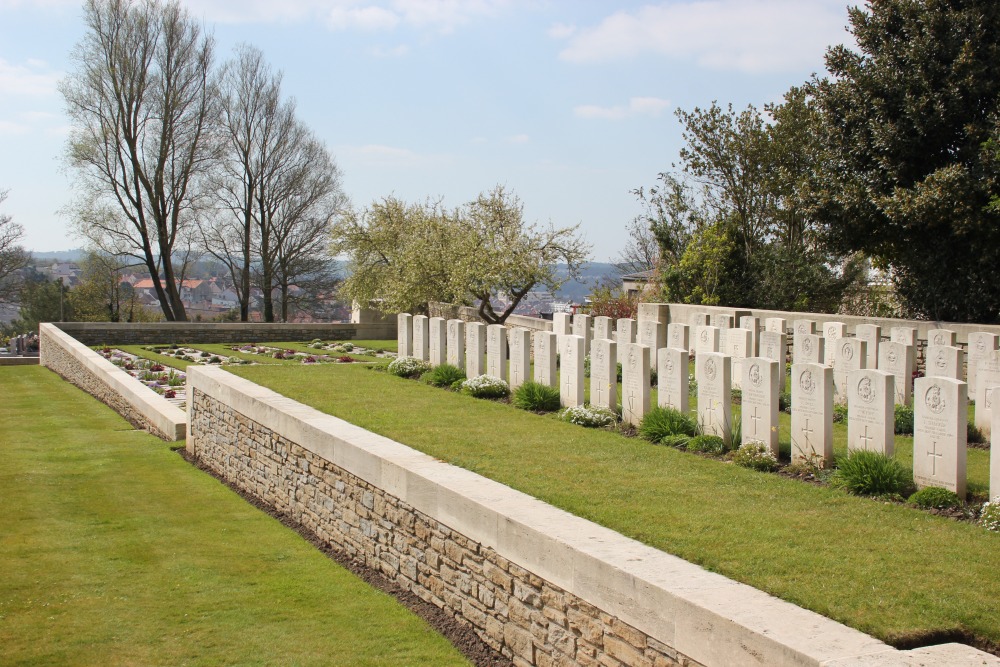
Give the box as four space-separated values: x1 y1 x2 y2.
12 273 73 333
808 0 1000 322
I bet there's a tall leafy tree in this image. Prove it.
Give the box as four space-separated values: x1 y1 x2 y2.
0 189 30 304
62 0 215 321
808 0 1000 322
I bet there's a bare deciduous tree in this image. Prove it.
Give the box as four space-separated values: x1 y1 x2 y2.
0 190 30 304
61 0 214 321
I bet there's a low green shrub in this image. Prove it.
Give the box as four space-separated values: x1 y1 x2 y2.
583 355 591 378
638 406 697 443
831 450 911 497
968 421 986 444
908 487 963 510
660 434 691 449
461 375 510 399
980 498 1000 531
561 405 616 428
779 390 791 413
731 388 742 404
732 441 779 472
687 434 727 455
424 363 466 388
894 404 914 435
512 381 561 412
833 403 848 423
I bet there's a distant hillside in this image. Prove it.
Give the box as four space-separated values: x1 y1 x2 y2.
552 262 619 302
32 249 86 262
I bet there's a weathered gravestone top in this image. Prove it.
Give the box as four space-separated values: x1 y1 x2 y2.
791 363 833 466
742 357 779 455
696 352 731 440
590 338 617 411
398 313 413 358
913 376 967 498
658 347 689 414
622 343 651 426
847 369 895 456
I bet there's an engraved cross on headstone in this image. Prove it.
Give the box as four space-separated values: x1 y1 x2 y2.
750 407 761 436
859 425 873 450
595 381 604 404
802 418 813 448
928 441 943 476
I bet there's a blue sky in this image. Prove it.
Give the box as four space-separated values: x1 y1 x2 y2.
0 0 856 261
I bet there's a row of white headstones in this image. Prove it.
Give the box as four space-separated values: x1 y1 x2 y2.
398 311 1000 500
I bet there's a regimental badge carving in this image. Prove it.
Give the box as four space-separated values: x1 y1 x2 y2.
799 369 816 395
935 351 946 369
827 325 837 337
887 348 898 364
804 338 813 354
665 356 674 375
705 358 717 382
595 345 605 364
934 333 945 345
628 347 638 370
924 384 945 414
977 337 987 353
857 376 875 403
842 341 854 361
749 363 762 388
766 344 774 358
700 330 709 344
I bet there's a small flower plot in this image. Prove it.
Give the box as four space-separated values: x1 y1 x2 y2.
96 348 188 409
227 342 395 364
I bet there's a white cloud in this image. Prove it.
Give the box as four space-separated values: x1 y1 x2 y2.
574 97 671 120
547 22 576 39
0 119 30 136
554 0 851 73
506 133 529 144
0 58 61 96
328 5 400 31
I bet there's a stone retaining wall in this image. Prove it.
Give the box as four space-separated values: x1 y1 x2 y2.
186 365 994 666
53 321 396 346
39 323 186 441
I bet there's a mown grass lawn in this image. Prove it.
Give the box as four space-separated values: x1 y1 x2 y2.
230 361 1000 649
0 366 470 667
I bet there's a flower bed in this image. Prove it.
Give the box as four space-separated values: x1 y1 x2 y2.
97 347 188 408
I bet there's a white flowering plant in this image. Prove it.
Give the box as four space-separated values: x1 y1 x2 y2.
387 356 432 378
560 404 616 428
981 497 1000 531
461 374 510 399
732 441 779 472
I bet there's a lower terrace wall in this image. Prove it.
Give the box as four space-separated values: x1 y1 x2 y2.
186 365 994 666
54 321 396 346
39 323 186 441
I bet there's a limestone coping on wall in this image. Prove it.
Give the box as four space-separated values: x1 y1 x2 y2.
40 323 186 441
186 364 996 666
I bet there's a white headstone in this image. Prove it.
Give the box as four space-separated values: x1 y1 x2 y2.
913 376 967 498
765 317 787 334
793 333 824 365
878 341 915 405
925 344 963 381
573 314 593 356
593 316 613 342
638 303 669 325
637 318 666 366
412 315 429 361
967 332 999 403
667 322 689 353
833 338 867 404
616 318 636 363
791 363 834 467
560 334 585 408
992 407 1000 500
891 327 917 347
793 319 817 337
590 338 617 411
727 328 752 391
854 324 881 374
694 325 721 355
446 319 465 369
847 369 895 456
823 322 846 366
742 357 779 455
689 312 710 328
696 352 732 440
534 331 558 387
975 350 1000 436
428 317 446 366
465 322 486 378
508 328 530 389
486 324 508 381
397 313 413 357
740 316 760 356
928 328 957 347
553 312 572 351
714 314 734 331
622 343 651 426
759 330 787 392
657 347 689 414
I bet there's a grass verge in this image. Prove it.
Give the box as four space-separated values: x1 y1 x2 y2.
229 362 1000 650
0 366 471 667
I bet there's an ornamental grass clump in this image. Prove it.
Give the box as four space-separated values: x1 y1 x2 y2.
387 356 431 378
908 486 963 510
511 381 561 412
424 363 466 388
638 406 697 444
831 450 911 498
894 404 914 435
733 441 779 472
980 498 1000 531
560 405 616 428
461 375 510 399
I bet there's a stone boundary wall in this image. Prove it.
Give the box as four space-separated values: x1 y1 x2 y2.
186 365 994 666
0 357 39 366
53 321 397 346
39 323 186 441
429 303 552 333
